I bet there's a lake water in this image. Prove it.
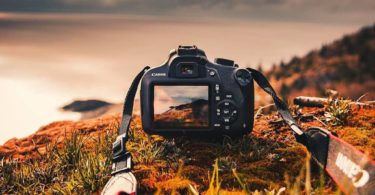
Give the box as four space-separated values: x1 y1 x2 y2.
0 12 361 144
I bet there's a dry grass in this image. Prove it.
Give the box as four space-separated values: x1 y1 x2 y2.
1 102 373 194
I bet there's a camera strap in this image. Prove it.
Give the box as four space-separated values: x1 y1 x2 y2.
102 66 150 195
112 66 150 175
247 67 375 195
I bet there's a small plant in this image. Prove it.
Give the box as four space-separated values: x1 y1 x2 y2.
325 98 352 126
54 131 85 171
233 168 250 194
233 164 289 195
77 152 110 192
0 159 17 193
206 159 221 195
133 137 165 164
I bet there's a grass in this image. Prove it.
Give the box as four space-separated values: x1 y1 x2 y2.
324 98 352 126
0 129 116 194
3 106 367 194
0 124 322 194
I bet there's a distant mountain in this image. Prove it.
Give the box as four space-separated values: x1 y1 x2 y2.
266 23 375 100
61 99 125 120
62 100 111 112
154 99 209 128
171 99 208 111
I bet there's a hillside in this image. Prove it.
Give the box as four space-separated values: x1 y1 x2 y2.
1 24 375 194
266 23 375 100
1 98 374 194
61 99 143 120
154 99 209 128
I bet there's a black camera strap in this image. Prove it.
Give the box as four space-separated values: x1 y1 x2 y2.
107 66 374 195
247 67 375 195
245 68 307 143
111 66 150 175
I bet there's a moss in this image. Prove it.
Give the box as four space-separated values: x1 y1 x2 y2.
1 107 374 193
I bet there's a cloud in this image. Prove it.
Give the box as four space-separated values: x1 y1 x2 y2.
0 0 374 24
61 0 123 7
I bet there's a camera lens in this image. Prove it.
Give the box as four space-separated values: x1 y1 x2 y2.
180 63 194 75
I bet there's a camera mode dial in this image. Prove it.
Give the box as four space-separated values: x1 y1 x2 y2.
235 69 252 86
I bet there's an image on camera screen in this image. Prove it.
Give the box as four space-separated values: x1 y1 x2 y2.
153 85 209 128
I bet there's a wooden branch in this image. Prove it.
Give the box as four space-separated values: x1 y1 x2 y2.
293 96 326 107
293 96 375 109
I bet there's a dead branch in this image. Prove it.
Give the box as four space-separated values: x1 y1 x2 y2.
293 96 375 109
293 96 326 107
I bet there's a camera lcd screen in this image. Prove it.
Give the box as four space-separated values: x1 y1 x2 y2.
153 85 209 129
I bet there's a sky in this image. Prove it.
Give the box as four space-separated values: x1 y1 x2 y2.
1 0 374 25
0 0 374 144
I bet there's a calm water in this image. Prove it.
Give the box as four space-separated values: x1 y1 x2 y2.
0 12 362 144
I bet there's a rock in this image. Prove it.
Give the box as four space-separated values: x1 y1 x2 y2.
62 99 111 112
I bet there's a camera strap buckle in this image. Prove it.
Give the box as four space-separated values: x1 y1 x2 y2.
111 153 132 175
111 134 132 175
112 134 127 158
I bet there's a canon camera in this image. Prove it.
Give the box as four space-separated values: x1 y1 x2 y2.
140 46 254 135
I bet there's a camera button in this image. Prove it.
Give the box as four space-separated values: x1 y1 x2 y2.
223 109 230 115
223 117 230 123
215 84 220 93
215 96 221 101
214 123 221 127
209 70 216 76
225 93 233 99
224 126 231 130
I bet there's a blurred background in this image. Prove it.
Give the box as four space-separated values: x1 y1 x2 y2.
0 0 374 143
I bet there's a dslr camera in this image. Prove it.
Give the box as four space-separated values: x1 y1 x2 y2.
140 45 254 135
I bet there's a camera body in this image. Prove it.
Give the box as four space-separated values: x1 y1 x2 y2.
140 46 254 136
